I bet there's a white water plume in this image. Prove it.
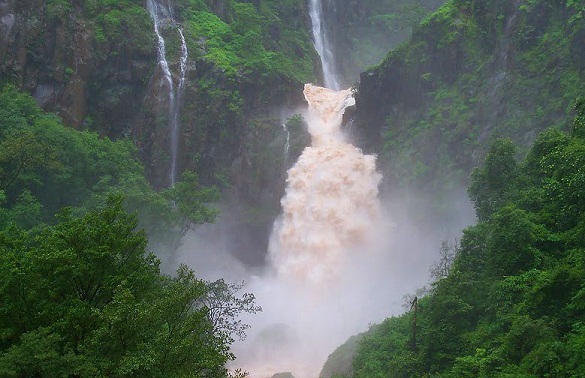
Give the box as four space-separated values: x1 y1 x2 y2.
224 84 389 378
269 84 381 286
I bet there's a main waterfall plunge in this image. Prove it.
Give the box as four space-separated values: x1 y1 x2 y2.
173 1 469 376
269 85 381 285
224 85 393 378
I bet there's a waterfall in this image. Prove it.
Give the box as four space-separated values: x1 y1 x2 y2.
170 28 188 186
309 0 340 90
271 4 382 284
147 0 188 186
282 122 290 164
234 84 382 378
269 84 381 284
234 11 384 375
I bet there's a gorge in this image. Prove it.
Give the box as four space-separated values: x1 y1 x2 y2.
1 0 585 377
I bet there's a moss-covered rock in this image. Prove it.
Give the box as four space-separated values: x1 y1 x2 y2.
354 0 585 197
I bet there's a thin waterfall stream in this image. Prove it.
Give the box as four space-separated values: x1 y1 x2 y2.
147 0 188 186
308 0 340 90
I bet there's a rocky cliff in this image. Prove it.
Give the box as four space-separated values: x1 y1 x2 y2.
0 0 154 134
319 0 445 88
0 0 314 192
354 0 585 195
0 0 316 266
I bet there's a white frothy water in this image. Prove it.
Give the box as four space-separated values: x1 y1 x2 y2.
147 0 189 186
269 84 381 286
229 84 387 378
309 0 340 90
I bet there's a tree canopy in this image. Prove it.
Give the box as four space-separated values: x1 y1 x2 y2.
0 196 259 377
347 99 585 378
0 84 219 249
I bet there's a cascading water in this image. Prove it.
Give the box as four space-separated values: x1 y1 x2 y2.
282 122 291 164
171 28 188 186
233 6 384 378
147 0 188 186
309 0 340 90
235 84 384 378
269 85 381 285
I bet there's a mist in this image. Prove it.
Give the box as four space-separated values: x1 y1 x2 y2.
174 86 475 378
176 190 472 378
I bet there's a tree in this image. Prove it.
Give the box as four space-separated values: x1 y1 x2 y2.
571 97 585 139
0 197 258 377
430 238 459 281
0 85 220 254
468 138 519 221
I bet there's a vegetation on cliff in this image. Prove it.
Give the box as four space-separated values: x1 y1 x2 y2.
356 0 585 196
328 100 585 378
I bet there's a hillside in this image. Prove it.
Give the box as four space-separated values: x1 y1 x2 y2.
327 101 585 378
322 0 585 376
355 0 585 197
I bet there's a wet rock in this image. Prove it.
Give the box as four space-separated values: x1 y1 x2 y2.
271 373 295 378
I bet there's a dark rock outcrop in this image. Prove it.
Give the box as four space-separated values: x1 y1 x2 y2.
0 0 155 134
271 373 295 378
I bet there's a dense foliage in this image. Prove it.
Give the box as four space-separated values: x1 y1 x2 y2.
345 101 585 378
0 84 218 249
174 0 315 84
0 86 258 377
0 197 259 377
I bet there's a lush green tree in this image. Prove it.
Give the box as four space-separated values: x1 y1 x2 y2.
348 106 585 378
0 84 218 250
0 196 257 377
468 138 519 221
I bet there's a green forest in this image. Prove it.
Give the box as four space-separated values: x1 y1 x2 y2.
2 0 585 377
0 84 261 377
336 101 585 378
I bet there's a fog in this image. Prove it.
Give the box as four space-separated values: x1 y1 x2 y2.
176 190 472 378
174 86 475 378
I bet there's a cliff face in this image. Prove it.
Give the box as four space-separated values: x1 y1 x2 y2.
0 0 314 192
319 0 445 88
0 0 154 133
354 0 585 193
0 0 316 266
